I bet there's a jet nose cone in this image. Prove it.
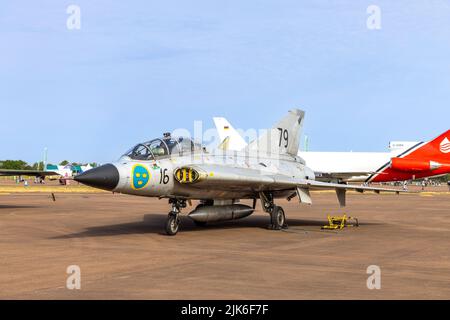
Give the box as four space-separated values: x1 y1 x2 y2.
74 164 119 191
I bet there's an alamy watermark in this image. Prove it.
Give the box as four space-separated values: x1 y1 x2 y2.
366 5 382 30
66 5 81 30
366 265 381 290
66 265 81 290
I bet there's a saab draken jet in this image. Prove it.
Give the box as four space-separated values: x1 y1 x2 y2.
75 110 403 235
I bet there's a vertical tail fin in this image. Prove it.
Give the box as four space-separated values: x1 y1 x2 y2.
423 130 450 160
213 117 247 151
435 130 450 156
403 129 450 162
246 109 305 156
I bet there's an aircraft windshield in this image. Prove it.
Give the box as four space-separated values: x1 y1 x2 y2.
123 136 202 160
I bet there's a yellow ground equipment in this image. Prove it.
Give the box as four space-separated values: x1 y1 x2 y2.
322 214 359 230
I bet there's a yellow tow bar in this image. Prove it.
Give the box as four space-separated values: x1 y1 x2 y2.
322 214 359 230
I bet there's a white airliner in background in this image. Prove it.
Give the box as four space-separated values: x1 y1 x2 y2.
213 117 450 183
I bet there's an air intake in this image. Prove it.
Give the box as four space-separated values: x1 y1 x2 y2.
174 167 200 184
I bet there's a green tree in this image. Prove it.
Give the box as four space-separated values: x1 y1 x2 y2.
0 160 32 170
59 160 70 166
32 161 46 170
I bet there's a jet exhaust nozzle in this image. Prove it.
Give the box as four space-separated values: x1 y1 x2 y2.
188 204 254 223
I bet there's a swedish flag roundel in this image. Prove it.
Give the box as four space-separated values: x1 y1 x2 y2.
131 164 150 190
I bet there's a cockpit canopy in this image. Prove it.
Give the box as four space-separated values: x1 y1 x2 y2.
123 136 203 161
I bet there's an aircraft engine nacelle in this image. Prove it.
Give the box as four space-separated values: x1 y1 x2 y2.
188 204 254 223
390 158 441 172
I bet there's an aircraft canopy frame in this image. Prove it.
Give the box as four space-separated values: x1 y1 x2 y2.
123 136 202 161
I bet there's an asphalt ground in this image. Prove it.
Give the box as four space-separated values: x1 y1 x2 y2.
0 189 449 299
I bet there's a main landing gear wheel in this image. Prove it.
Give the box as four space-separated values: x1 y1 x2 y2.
260 192 288 231
166 214 180 236
270 206 287 230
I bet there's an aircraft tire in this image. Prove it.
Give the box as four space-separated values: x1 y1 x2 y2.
166 214 180 236
271 206 285 230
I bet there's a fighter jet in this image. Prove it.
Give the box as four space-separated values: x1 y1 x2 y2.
75 109 402 235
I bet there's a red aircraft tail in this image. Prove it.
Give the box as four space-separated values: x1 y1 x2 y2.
371 130 450 182
410 130 450 161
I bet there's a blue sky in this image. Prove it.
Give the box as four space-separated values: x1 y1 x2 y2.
1 1 449 164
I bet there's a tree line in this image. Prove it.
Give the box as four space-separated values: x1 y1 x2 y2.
0 160 98 170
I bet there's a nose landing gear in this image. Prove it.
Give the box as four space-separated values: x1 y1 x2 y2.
166 214 180 235
165 198 186 236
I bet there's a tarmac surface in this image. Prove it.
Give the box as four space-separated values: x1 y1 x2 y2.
1 189 449 299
